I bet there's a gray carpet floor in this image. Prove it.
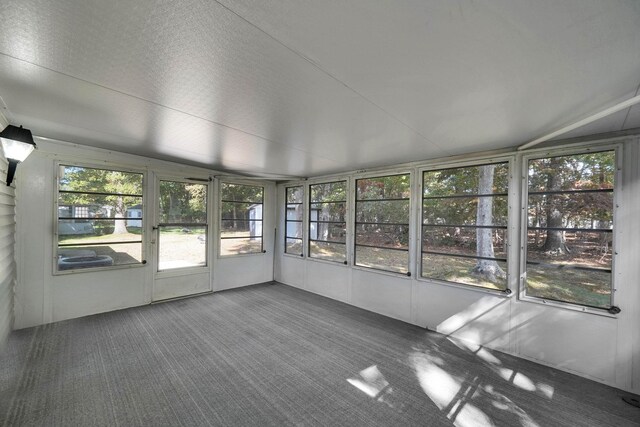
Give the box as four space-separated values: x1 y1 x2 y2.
1 282 638 426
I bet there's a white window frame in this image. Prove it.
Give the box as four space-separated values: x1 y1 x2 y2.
418 157 514 294
154 175 210 275
307 179 349 265
53 160 147 275
519 143 621 316
352 169 413 277
218 180 266 258
284 184 306 258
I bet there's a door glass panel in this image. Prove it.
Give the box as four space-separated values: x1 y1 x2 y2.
158 181 208 271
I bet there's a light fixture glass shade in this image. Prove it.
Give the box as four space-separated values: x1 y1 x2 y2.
1 137 36 162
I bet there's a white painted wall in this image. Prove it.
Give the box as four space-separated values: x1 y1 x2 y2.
14 138 274 328
275 135 640 394
0 116 15 347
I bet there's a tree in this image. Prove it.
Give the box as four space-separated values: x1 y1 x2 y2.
472 164 506 281
541 157 570 254
60 166 143 235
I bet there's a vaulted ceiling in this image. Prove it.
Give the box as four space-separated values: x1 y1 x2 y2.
0 0 638 178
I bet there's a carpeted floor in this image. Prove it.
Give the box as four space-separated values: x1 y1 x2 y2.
1 282 638 426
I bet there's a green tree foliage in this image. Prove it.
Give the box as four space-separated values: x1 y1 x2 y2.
159 181 207 223
528 151 614 254
221 183 263 232
356 174 410 248
423 163 508 283
311 181 347 241
59 166 143 235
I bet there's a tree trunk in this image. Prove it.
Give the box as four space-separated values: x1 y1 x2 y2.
541 158 570 254
472 165 506 282
113 196 128 234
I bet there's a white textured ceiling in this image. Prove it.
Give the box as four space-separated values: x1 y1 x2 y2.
0 0 638 177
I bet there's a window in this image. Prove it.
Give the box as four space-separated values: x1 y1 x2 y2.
220 183 264 256
355 174 410 274
309 181 347 263
158 180 207 270
422 163 509 290
525 151 615 309
285 186 304 255
56 165 143 271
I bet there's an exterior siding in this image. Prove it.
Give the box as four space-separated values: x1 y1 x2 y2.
0 152 15 347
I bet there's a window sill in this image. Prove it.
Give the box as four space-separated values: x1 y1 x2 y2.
517 295 619 318
53 261 146 276
351 264 412 279
218 251 267 259
416 276 512 297
307 257 349 268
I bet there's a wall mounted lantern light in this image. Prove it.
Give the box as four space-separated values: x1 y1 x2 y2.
0 125 36 186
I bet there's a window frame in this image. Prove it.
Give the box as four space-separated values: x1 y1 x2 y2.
155 176 210 274
519 144 621 315
53 161 147 275
353 171 412 276
308 180 348 264
218 180 265 258
419 160 511 293
284 185 305 257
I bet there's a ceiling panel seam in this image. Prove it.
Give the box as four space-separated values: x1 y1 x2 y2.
214 0 450 155
620 80 640 130
0 52 341 165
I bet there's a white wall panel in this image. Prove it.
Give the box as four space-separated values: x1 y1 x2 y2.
277 256 306 289
415 282 511 353
305 261 349 303
351 269 412 323
215 254 273 292
512 302 617 383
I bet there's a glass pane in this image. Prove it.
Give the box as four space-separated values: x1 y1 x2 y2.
310 181 347 202
59 194 142 219
57 243 142 270
309 241 346 263
356 200 410 224
221 220 262 238
286 204 303 221
355 224 409 250
356 174 410 200
310 222 346 243
286 221 303 239
526 231 612 269
287 186 304 204
527 193 613 229
221 202 262 221
422 253 507 290
423 196 507 226
285 238 303 255
527 151 615 193
221 183 263 203
310 202 346 222
158 226 206 270
59 165 143 195
355 246 407 273
220 238 262 256
423 163 509 197
422 227 507 259
159 181 206 223
525 230 612 308
58 219 142 244
526 267 611 309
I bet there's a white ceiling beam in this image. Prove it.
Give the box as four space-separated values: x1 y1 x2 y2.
518 94 640 150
